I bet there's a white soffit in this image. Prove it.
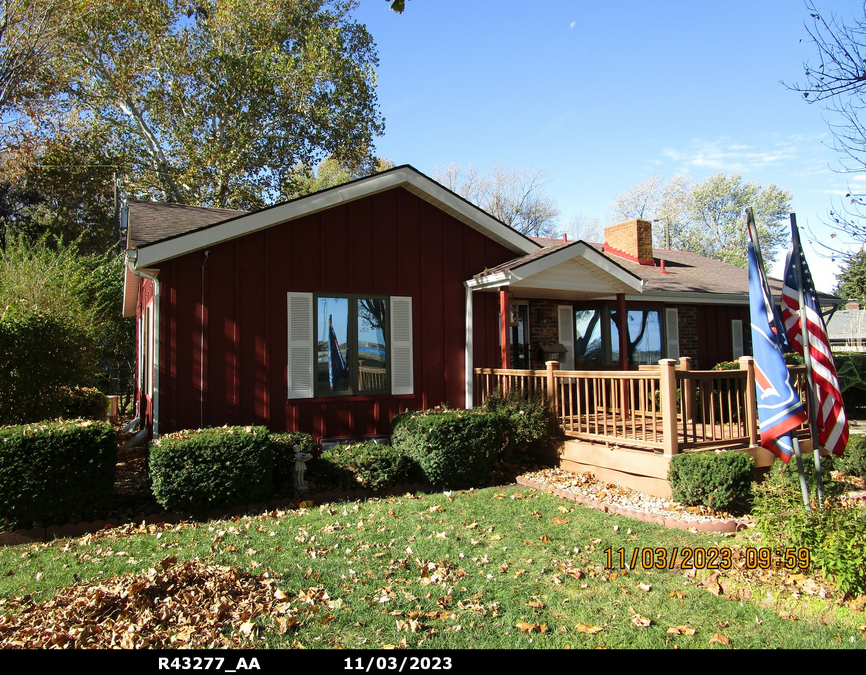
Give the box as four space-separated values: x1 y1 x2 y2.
134 166 540 268
504 242 643 295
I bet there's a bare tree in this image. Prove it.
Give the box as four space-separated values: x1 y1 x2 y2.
611 173 693 249
434 161 561 237
788 2 866 258
567 212 603 242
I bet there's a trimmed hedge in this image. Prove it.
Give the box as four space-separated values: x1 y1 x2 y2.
390 408 508 488
0 419 116 529
312 441 418 492
668 450 754 512
149 426 273 512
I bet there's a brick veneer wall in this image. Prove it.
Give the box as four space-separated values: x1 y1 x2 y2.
528 299 563 368
676 305 699 366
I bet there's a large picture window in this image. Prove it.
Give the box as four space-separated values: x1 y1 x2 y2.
574 305 671 366
287 292 413 399
315 295 389 396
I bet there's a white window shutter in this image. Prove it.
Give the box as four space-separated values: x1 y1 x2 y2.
557 305 575 369
390 296 414 395
731 319 744 359
287 293 314 399
665 307 680 360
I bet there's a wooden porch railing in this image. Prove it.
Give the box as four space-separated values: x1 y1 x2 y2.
474 356 808 456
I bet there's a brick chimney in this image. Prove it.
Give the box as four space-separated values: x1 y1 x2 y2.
603 219 655 266
846 301 861 310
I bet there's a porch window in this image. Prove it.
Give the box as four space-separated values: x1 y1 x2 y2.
574 306 669 366
287 292 413 399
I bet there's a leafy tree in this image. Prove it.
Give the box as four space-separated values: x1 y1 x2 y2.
284 154 395 199
434 162 561 237
0 0 72 109
834 249 866 303
11 0 384 210
0 118 122 253
611 172 792 266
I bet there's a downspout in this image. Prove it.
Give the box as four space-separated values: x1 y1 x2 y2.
125 247 161 438
201 250 210 428
464 282 474 409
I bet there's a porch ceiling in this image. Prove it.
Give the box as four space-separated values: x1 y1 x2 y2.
468 241 644 299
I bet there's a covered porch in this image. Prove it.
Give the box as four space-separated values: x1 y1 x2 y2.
474 358 810 498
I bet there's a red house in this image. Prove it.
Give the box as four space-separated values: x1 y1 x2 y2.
121 165 785 443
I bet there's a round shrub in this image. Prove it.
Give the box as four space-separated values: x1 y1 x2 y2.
390 408 508 488
311 441 418 492
149 426 273 512
480 390 553 456
668 450 754 512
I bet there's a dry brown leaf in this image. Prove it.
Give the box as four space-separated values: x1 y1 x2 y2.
667 625 697 636
516 622 539 633
709 633 730 645
527 600 545 609
576 623 604 634
630 614 652 628
540 535 552 543
551 517 569 525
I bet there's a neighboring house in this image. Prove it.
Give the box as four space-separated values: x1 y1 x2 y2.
826 305 866 353
122 165 840 441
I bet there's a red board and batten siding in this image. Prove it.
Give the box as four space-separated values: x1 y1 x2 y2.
696 304 751 368
151 187 515 440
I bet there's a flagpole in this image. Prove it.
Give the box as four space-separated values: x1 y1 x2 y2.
745 207 811 511
790 214 825 509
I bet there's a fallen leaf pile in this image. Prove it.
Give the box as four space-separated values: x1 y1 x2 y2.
0 557 304 649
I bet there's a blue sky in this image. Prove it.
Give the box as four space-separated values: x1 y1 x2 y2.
353 0 864 291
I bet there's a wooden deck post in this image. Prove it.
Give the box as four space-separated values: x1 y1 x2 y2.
499 287 510 369
546 360 559 416
679 356 694 424
659 358 679 456
739 355 759 447
616 293 628 370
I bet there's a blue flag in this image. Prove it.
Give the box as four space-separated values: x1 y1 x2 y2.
746 209 806 462
328 315 347 391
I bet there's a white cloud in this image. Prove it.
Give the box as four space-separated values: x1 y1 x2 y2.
660 134 833 177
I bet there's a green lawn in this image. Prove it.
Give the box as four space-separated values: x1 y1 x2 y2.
0 485 863 649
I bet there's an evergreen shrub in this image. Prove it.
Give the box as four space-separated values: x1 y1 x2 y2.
480 389 553 457
311 441 418 492
390 408 508 488
149 426 273 512
0 419 116 529
668 450 754 512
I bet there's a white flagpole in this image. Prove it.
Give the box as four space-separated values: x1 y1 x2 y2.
790 214 825 509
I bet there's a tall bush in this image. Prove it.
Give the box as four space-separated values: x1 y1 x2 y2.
0 308 96 424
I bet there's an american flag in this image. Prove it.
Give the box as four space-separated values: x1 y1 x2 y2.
747 209 807 462
780 221 849 456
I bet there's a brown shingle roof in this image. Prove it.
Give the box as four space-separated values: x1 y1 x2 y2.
127 201 245 248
